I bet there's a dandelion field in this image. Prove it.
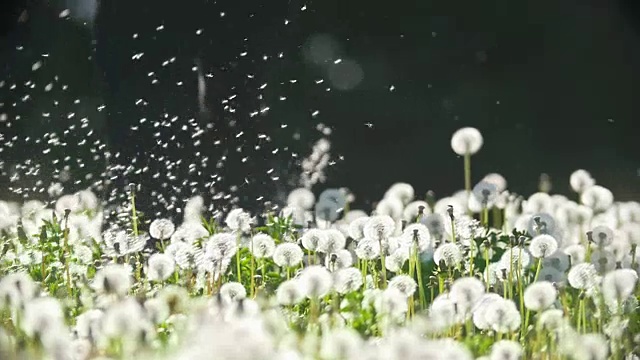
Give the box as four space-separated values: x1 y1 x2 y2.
0 127 639 360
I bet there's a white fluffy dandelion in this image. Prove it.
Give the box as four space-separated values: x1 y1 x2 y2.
483 298 521 333
489 340 523 360
250 233 276 259
523 281 557 311
387 275 417 298
273 243 304 268
301 229 328 251
451 127 483 155
363 215 396 240
219 282 247 301
276 280 304 305
567 263 599 290
590 225 614 247
333 267 364 294
149 218 175 240
581 185 614 212
287 188 315 210
529 234 558 258
450 277 485 314
299 265 333 298
434 243 463 268
384 182 415 206
147 253 176 282
570 169 595 194
317 229 346 254
355 238 381 260
92 264 132 297
225 208 253 232
601 269 637 311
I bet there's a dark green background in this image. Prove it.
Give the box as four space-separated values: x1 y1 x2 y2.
1 0 639 215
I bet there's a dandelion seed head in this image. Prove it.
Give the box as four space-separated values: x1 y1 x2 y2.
301 229 327 251
144 298 170 324
149 218 175 240
171 223 208 245
250 233 276 259
483 298 521 333
75 309 104 341
401 223 431 252
450 127 483 155
570 169 596 194
384 182 415 206
386 247 410 273
601 269 638 311
590 248 616 273
573 333 609 360
434 243 463 268
536 308 567 331
374 197 404 220
0 272 37 309
472 181 498 207
590 225 614 247
374 288 408 318
450 277 485 313
225 208 253 232
287 188 315 210
315 198 343 223
273 243 304 268
355 238 381 260
22 297 64 341
333 267 363 294
299 265 332 298
499 247 531 269
205 232 237 261
581 185 614 212
568 263 599 290
92 264 132 296
348 216 369 240
276 280 304 305
147 253 176 282
317 229 346 254
472 293 504 330
219 282 247 302
325 249 353 271
522 193 553 215
320 328 362 360
489 340 523 360
524 281 557 311
102 298 148 339
429 294 460 331
529 234 558 258
388 275 417 298
483 173 508 193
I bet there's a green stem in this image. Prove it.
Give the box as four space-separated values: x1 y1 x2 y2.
236 234 242 283
464 152 471 215
378 237 387 288
130 185 139 237
414 247 426 310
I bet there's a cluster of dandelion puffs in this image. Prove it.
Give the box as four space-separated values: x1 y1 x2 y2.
0 127 638 360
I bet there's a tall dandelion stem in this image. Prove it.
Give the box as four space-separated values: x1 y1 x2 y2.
129 184 139 237
414 247 426 309
62 209 72 297
464 153 471 195
236 234 242 283
378 236 387 288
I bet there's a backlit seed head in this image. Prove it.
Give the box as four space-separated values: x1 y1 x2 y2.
450 127 483 156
